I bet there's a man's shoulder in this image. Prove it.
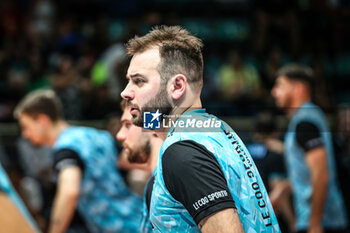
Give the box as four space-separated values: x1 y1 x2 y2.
160 140 220 183
163 140 212 161
58 127 112 144
61 126 98 137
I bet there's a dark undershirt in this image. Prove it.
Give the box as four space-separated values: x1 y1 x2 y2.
162 140 236 225
295 121 324 152
53 148 85 174
145 175 155 213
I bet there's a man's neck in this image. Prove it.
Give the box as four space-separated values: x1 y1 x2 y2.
158 96 202 139
288 97 310 117
171 96 202 122
149 138 163 172
48 120 69 146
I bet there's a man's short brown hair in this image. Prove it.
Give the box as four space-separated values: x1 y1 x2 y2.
126 25 204 90
14 89 63 121
276 64 315 88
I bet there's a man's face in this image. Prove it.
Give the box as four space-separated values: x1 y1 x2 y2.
18 113 47 146
116 107 151 163
271 75 294 110
121 48 172 126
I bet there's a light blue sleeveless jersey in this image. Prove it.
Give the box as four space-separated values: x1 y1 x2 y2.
140 174 155 233
150 109 281 233
285 102 348 230
0 163 39 232
54 126 142 233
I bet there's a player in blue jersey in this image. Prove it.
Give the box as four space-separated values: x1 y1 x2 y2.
117 100 163 232
121 25 281 232
272 64 348 233
14 90 142 233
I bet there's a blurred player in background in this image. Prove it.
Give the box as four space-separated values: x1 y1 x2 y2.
116 99 163 232
247 112 295 233
14 89 142 233
272 64 348 233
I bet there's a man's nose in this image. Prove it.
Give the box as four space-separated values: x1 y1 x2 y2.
121 83 135 101
116 129 126 142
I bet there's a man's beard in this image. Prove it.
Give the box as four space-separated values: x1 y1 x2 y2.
278 96 293 113
124 138 151 163
131 85 172 127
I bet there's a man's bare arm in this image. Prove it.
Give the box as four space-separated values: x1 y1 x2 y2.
305 146 328 233
198 208 244 233
48 166 82 233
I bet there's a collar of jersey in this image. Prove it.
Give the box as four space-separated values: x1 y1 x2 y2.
166 108 206 137
292 101 313 117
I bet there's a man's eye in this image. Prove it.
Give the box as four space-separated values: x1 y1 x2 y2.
133 78 144 85
125 123 132 129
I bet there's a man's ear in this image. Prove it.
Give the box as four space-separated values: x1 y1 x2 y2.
37 114 52 127
294 81 306 96
169 74 187 100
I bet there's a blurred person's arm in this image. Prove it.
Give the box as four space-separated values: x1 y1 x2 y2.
296 122 328 233
265 138 284 155
269 179 291 211
305 147 328 233
269 178 295 232
198 208 244 233
48 166 81 233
